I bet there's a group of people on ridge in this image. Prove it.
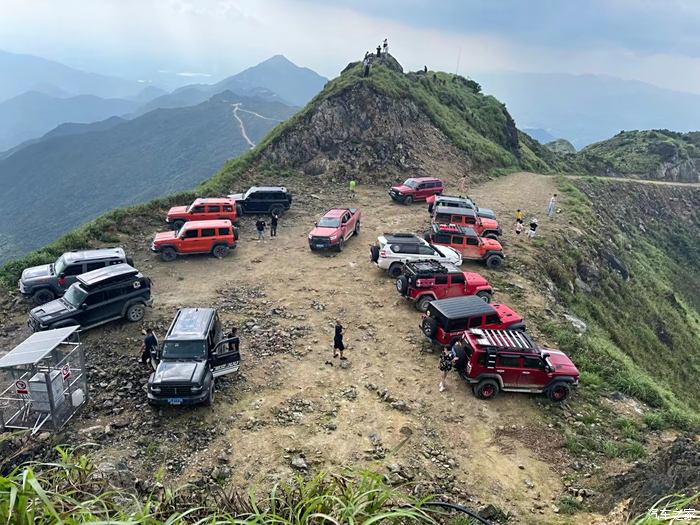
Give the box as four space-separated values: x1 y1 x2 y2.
513 193 557 240
362 38 389 77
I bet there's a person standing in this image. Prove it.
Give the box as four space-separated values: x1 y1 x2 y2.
333 319 346 360
439 340 460 392
515 221 523 237
547 194 557 219
227 327 240 354
383 38 388 55
515 209 524 224
255 218 266 241
527 218 538 240
376 45 381 58
270 212 279 238
140 328 158 369
363 56 370 77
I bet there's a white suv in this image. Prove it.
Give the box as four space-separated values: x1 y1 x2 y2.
369 233 462 277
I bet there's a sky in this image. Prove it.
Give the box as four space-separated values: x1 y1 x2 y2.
2 0 700 93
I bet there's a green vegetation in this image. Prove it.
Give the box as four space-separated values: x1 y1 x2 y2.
545 138 576 154
630 494 700 524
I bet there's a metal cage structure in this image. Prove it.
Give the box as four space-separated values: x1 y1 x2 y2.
0 327 88 434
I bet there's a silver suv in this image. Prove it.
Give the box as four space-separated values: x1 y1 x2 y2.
19 248 132 305
369 233 462 278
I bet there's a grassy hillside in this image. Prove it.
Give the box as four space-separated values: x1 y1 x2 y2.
578 130 700 182
546 138 576 154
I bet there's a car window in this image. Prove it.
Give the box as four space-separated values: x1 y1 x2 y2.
416 184 425 190
418 245 436 255
524 357 543 369
466 237 479 246
64 264 83 276
467 316 483 328
207 205 221 213
466 217 476 224
191 205 205 213
183 229 199 239
201 228 216 237
451 235 464 245
498 355 520 367
86 262 105 272
391 244 418 254
435 275 448 285
218 227 231 236
434 234 451 243
451 274 465 284
223 205 233 212
485 314 500 325
445 318 466 332
84 291 104 306
104 287 126 300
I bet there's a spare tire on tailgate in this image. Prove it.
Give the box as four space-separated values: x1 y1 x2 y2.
369 245 380 263
422 317 437 338
395 275 409 294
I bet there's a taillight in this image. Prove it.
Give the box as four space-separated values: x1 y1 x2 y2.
379 250 387 257
416 279 431 287
58 277 66 286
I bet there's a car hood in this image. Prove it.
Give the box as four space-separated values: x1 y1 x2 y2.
483 238 503 251
391 184 413 193
153 231 177 243
544 350 580 377
480 217 500 230
30 298 74 322
21 264 53 283
435 245 462 262
477 207 496 219
465 272 489 288
309 226 338 237
492 303 524 324
152 361 207 384
228 192 244 201
167 206 188 217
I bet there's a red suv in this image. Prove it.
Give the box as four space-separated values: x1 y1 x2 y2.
458 328 580 402
151 220 237 261
166 198 240 230
396 261 493 312
389 177 443 205
432 206 501 239
421 295 525 347
425 224 505 269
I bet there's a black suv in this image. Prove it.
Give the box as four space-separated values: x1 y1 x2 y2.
19 248 133 305
147 308 240 407
28 264 152 332
228 186 292 215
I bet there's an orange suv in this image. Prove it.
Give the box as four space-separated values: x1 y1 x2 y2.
166 198 241 230
151 220 237 261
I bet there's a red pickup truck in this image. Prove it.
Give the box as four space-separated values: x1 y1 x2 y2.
308 208 361 251
166 198 240 230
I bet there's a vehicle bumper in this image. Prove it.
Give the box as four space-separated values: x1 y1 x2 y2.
388 190 406 202
309 239 338 250
147 389 208 406
150 244 160 253
27 317 46 332
18 280 31 298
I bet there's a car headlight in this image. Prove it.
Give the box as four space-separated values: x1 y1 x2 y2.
330 235 338 240
308 234 312 239
191 384 203 392
150 386 161 393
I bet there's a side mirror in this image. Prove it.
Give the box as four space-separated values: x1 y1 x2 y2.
542 353 550 358
314 222 318 227
80 303 88 310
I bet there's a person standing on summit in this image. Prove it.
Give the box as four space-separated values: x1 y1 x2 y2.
383 38 389 55
376 45 381 58
363 56 370 77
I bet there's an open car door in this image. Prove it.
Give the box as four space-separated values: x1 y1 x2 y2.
211 337 241 378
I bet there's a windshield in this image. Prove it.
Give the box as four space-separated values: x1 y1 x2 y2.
431 245 446 256
54 255 67 275
402 179 418 189
161 340 207 360
63 284 87 307
317 217 340 228
244 188 256 200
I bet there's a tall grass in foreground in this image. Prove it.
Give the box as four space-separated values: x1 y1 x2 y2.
630 493 700 524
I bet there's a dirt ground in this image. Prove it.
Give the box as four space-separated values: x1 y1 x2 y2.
0 172 603 524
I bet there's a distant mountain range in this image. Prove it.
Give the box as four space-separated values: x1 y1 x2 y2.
0 91 298 262
478 71 700 148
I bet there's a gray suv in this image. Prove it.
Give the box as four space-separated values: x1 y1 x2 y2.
19 248 133 305
147 308 240 407
28 264 152 332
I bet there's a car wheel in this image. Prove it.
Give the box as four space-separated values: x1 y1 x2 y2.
125 303 146 322
173 220 185 230
476 291 492 303
354 221 361 235
233 227 239 241
369 245 380 263
337 238 345 252
212 244 229 259
204 381 214 407
416 295 433 312
485 233 499 240
395 275 409 294
473 379 500 400
422 317 437 338
547 383 571 402
160 247 177 262
32 289 55 305
404 196 413 205
485 255 503 269
388 263 404 278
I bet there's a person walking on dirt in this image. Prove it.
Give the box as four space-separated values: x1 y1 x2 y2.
527 218 538 240
439 340 460 392
515 221 523 237
349 179 357 198
270 212 279 238
333 319 346 360
140 328 158 369
255 218 266 241
515 209 523 224
547 194 557 219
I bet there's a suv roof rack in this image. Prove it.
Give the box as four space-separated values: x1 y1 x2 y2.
383 232 421 244
406 260 453 275
167 308 216 340
434 205 476 217
77 263 139 289
469 328 537 352
65 247 125 263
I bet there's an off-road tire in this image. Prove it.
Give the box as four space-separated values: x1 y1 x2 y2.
485 233 499 240
428 203 434 214
337 238 345 252
125 303 146 322
160 247 177 262
422 317 438 338
204 381 214 407
395 275 409 294
404 196 413 205
233 227 239 241
172 220 185 230
212 244 229 259
476 291 492 303
547 382 571 402
32 289 55 305
388 263 404 278
369 245 379 263
416 295 434 312
473 379 500 400
270 205 284 217
354 221 361 235
485 254 503 269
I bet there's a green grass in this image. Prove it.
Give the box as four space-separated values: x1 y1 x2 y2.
630 493 700 524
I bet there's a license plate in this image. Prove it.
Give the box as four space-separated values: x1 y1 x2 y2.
315 244 324 248
168 398 183 405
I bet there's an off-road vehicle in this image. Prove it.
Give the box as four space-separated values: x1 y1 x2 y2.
19 248 133 305
147 308 240 407
426 194 496 220
151 219 237 262
28 264 152 332
228 186 292 215
308 208 361 251
166 197 240 230
370 233 462 278
388 177 443 204
458 328 580 402
432 206 502 239
425 224 505 269
396 261 493 312
421 295 525 347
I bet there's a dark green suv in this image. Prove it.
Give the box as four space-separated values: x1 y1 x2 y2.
28 264 152 332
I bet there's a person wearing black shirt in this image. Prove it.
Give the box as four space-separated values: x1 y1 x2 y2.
270 212 279 237
255 219 266 241
333 320 346 360
227 327 240 354
527 218 538 241
140 328 158 368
